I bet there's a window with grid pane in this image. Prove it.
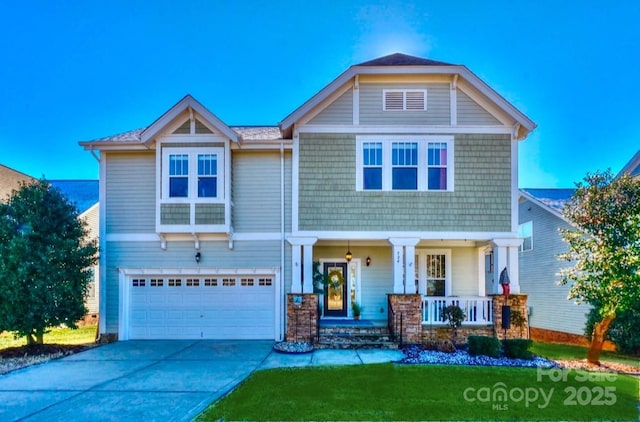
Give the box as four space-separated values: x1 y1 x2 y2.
392 142 418 190
363 142 382 190
426 254 446 296
197 154 217 198
427 142 448 190
169 154 189 197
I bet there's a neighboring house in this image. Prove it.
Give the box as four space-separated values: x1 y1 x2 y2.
80 53 536 342
0 164 100 315
519 150 640 345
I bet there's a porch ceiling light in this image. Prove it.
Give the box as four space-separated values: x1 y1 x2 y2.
345 241 352 262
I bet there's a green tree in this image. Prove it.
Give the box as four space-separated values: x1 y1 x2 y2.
559 170 640 364
0 180 98 345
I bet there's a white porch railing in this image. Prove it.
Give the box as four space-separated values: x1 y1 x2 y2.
422 296 493 325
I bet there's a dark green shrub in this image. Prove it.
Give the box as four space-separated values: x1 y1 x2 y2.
467 335 501 358
502 339 534 360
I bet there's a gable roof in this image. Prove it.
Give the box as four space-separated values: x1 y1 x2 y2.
141 94 238 145
519 188 575 220
80 95 240 150
49 180 99 214
279 52 536 139
356 53 455 67
617 149 640 178
0 164 35 202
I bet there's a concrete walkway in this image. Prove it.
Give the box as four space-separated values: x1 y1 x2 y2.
0 341 403 422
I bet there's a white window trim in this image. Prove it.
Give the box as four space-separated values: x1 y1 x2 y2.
518 220 533 252
161 147 224 203
356 135 454 192
383 89 428 111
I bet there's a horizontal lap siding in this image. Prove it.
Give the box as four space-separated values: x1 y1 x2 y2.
232 151 292 232
105 152 155 233
298 133 511 232
359 83 450 125
104 239 283 332
518 200 590 335
308 89 353 125
451 248 479 296
457 90 501 125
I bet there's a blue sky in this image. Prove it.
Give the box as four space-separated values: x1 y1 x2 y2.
1 1 638 187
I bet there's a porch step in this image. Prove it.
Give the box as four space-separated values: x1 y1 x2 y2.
316 322 398 349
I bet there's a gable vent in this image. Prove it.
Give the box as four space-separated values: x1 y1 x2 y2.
383 89 427 111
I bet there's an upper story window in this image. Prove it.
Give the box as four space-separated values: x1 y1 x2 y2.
383 89 427 111
392 142 418 190
363 142 382 190
162 147 223 201
356 136 454 192
518 221 533 252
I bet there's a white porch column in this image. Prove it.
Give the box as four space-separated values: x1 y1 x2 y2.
389 238 420 294
287 237 318 294
477 247 487 296
507 246 520 294
491 238 524 294
405 245 416 294
302 242 316 293
492 243 507 295
291 244 302 293
391 245 404 293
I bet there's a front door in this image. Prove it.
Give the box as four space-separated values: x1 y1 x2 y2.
323 262 348 317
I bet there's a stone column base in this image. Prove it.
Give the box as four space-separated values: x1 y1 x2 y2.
286 293 318 342
490 294 529 340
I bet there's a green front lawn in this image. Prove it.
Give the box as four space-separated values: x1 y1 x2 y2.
0 324 97 349
531 342 640 369
198 364 638 421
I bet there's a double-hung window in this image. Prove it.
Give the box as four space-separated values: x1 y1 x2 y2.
162 147 223 201
169 154 189 197
518 221 533 252
392 142 418 190
362 142 383 190
356 136 454 192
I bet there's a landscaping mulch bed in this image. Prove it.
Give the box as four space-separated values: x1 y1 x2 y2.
0 344 94 375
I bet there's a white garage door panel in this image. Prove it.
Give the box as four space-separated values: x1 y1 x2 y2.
128 274 275 340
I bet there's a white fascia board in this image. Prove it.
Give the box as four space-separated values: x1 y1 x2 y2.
616 150 640 178
298 125 512 135
280 68 357 131
79 142 150 151
518 189 572 224
294 230 517 240
280 64 536 139
233 140 293 151
456 67 537 135
141 95 239 145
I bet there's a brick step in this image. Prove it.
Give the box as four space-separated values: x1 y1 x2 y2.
315 337 399 350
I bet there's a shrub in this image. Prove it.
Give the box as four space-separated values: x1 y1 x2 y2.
437 339 456 353
441 304 465 344
502 339 534 360
467 335 501 358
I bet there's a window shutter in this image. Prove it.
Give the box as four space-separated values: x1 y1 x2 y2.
384 91 404 110
406 91 426 110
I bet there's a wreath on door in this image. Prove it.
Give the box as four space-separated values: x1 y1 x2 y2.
325 269 344 299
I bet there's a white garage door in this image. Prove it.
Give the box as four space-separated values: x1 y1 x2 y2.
128 274 275 340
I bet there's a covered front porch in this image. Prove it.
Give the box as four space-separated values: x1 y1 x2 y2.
287 236 522 322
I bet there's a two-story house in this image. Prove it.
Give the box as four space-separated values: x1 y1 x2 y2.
81 53 535 342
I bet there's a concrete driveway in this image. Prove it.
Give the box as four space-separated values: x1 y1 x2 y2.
0 340 403 421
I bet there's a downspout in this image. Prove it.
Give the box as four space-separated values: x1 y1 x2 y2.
280 140 286 341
